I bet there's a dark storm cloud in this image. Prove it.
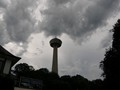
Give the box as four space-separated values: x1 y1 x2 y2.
40 0 120 40
4 0 36 43
0 0 36 45
52 0 72 5
84 0 119 31
0 21 7 44
0 0 119 45
0 0 7 8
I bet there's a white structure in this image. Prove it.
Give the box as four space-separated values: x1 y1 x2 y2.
50 38 62 74
14 87 35 90
0 45 21 75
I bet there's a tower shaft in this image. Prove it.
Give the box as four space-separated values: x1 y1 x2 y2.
52 47 58 73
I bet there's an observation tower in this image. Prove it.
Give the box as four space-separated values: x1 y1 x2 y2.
50 38 62 74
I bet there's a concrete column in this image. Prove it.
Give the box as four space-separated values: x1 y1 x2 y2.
52 47 58 73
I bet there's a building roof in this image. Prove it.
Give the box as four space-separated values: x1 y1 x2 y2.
0 45 21 66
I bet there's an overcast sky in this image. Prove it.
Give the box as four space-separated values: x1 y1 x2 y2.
0 0 120 80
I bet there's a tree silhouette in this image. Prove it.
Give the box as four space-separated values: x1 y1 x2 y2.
14 63 35 78
13 63 104 90
14 63 34 72
100 19 120 89
90 79 103 90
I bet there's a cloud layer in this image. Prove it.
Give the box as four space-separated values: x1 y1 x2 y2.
0 0 7 8
0 0 120 45
40 0 120 40
0 0 36 45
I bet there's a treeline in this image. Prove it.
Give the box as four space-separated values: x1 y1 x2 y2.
12 63 103 90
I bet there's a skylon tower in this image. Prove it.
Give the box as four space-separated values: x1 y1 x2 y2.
50 38 62 74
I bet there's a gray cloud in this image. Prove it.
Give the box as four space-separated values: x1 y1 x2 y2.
0 0 7 8
53 0 70 4
0 0 119 45
51 0 72 5
4 0 36 43
100 31 113 48
40 0 120 41
0 22 6 44
0 0 36 45
0 21 10 45
84 0 119 31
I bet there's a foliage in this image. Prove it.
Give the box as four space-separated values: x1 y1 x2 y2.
14 63 34 72
100 19 120 89
13 63 103 90
14 63 35 77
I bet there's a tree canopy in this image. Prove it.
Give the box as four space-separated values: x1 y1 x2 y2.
100 19 120 89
